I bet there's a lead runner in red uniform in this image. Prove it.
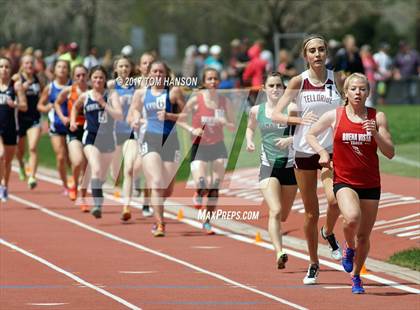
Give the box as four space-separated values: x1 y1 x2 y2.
306 73 395 294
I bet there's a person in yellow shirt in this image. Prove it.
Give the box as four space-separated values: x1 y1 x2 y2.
59 42 83 71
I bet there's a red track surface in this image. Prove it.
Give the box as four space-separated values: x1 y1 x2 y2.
1 172 419 310
172 173 420 260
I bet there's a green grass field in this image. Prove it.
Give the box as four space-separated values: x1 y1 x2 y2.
388 248 420 271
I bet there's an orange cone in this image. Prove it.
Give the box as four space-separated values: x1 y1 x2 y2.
360 264 369 275
177 209 184 220
25 166 32 175
255 231 262 243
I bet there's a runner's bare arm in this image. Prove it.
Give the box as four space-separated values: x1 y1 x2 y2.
245 105 258 152
37 85 52 113
369 111 394 159
105 91 123 120
54 86 71 125
271 76 301 125
14 80 28 112
164 86 186 122
127 88 145 129
177 94 197 133
224 97 236 131
70 93 85 132
306 110 336 168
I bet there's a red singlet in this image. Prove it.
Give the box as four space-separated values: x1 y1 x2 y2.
333 107 380 188
191 93 226 145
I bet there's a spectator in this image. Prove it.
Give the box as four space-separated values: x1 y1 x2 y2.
326 39 340 70
182 45 197 78
334 34 364 74
58 42 83 70
393 41 420 104
243 41 267 105
243 41 266 87
45 42 66 68
196 44 208 79
277 49 297 86
260 50 273 73
83 46 100 70
373 43 393 105
121 45 133 58
100 49 113 76
33 49 48 86
205 45 223 72
360 45 378 107
229 38 249 87
219 69 235 89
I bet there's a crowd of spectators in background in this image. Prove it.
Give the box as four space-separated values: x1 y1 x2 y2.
183 35 419 105
1 34 419 106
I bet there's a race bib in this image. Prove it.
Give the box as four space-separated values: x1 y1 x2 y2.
98 111 108 123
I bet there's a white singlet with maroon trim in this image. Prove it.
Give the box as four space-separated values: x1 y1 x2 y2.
293 69 342 154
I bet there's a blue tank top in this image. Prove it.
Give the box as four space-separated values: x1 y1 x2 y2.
144 87 176 135
19 74 41 122
0 81 16 129
114 80 135 134
83 90 115 135
48 80 71 132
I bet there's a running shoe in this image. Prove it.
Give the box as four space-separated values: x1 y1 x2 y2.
80 201 89 213
303 263 319 285
142 204 153 217
18 166 26 181
152 223 165 237
27 176 37 190
342 246 355 273
351 275 365 294
1 188 8 202
68 186 77 201
90 206 102 219
0 186 4 202
320 226 342 260
276 251 288 270
121 206 131 221
192 192 204 209
202 222 215 235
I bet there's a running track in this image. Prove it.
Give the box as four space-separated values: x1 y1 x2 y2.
1 171 419 309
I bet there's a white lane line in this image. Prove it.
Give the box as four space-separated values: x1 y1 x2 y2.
397 230 420 237
0 238 141 310
373 219 420 231
165 213 420 295
11 171 420 295
119 271 157 274
379 200 420 209
26 303 69 306
374 213 420 226
8 194 307 310
385 225 420 235
323 285 384 290
391 155 420 168
410 236 420 240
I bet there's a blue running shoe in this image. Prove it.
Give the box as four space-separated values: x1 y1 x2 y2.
2 187 8 202
342 246 355 273
0 186 4 202
352 275 365 294
203 222 215 235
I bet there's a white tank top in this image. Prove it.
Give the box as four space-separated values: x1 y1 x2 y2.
293 69 342 154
